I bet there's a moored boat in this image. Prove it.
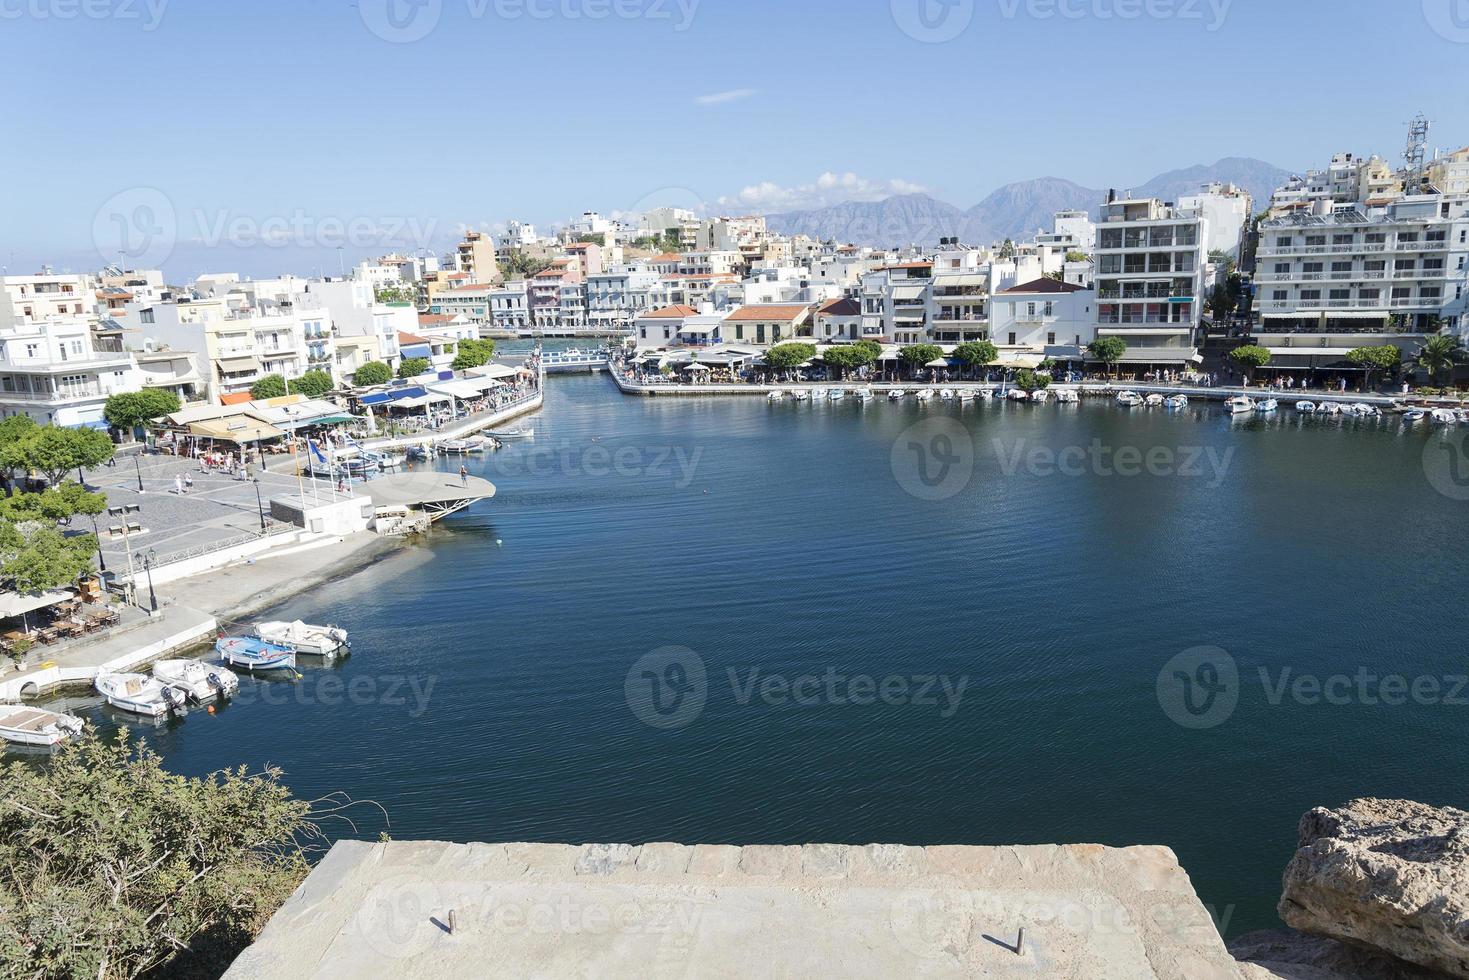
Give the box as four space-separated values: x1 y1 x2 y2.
1403 409 1427 423
1006 388 1029 401
1319 402 1342 415
95 673 188 718
0 704 85 746
1116 391 1144 407
254 620 350 657
152 660 239 703
485 428 534 441
441 438 486 455
1053 389 1080 403
888 389 906 401
1164 395 1189 409
915 389 934 401
828 388 844 401
215 637 297 673
1255 399 1279 413
1430 409 1458 424
1295 401 1316 413
1144 394 1164 407
1225 396 1255 415
956 389 975 401
767 390 784 401
938 388 956 400
855 388 874 402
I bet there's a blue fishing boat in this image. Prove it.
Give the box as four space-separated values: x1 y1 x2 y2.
215 636 297 672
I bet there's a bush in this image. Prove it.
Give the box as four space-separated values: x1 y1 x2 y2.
250 374 287 400
287 370 334 399
397 357 431 379
450 338 497 371
103 390 181 433
352 361 392 387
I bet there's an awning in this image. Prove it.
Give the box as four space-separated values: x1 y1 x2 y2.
999 355 1045 370
428 380 490 400
467 364 519 380
933 274 987 286
188 417 284 443
0 589 71 618
1262 311 1389 320
216 356 262 373
66 419 111 431
358 392 394 406
679 324 716 334
394 392 453 409
1264 347 1364 358
893 285 926 301
401 344 433 359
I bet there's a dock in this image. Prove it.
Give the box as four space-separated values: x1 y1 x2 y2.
363 472 496 525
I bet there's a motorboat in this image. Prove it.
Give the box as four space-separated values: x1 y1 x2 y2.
810 387 829 399
255 620 349 657
828 388 845 401
1431 409 1459 424
1295 401 1316 413
888 389 906 401
1457 409 1469 424
365 450 406 469
1144 394 1165 407
855 388 874 402
1053 389 1080 404
441 438 486 455
0 704 85 746
1349 403 1380 417
215 637 298 673
1115 391 1144 407
1225 396 1255 415
485 428 534 442
1319 402 1342 416
1255 399 1279 414
914 389 934 401
791 389 810 401
956 389 975 401
1006 389 1029 401
407 445 433 461
1164 395 1189 409
152 660 239 703
95 673 188 718
1403 409 1427 423
1031 389 1050 402
767 390 784 401
938 388 956 400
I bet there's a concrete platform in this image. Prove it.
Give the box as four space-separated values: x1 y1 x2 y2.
225 841 1247 979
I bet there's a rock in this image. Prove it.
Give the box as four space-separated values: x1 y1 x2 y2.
1230 928 1455 980
1278 798 1469 977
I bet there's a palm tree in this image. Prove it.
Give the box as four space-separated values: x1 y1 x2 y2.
1417 334 1464 386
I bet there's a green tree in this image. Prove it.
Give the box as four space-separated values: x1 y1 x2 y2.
1014 369 1051 392
0 731 314 980
952 340 998 379
575 233 606 247
822 343 878 379
1347 345 1401 390
898 344 945 379
998 239 1016 259
1416 334 1464 386
1087 336 1129 378
352 361 392 387
374 284 417 305
762 343 817 372
1064 251 1089 263
1207 282 1235 321
103 390 181 434
1229 344 1272 383
499 250 551 281
450 338 497 371
287 371 334 399
0 521 98 593
397 357 431 379
0 481 106 525
0 415 38 491
17 426 115 488
250 374 288 400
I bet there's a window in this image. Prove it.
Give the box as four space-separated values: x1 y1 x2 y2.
1046 332 1056 345
1044 302 1054 317
1007 332 1016 344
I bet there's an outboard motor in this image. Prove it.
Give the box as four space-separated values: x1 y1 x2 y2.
160 685 187 715
207 672 231 699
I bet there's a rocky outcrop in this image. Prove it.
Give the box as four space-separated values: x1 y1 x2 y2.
1230 928 1455 980
1278 798 1469 977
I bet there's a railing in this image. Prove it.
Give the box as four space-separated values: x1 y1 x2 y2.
0 385 117 401
147 522 296 571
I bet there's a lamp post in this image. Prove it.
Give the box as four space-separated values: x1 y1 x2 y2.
252 477 267 531
143 548 158 615
88 514 107 574
132 455 145 493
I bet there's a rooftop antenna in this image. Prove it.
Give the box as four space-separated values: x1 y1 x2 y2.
1405 112 1431 187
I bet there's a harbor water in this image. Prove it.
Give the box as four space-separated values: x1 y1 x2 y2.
38 374 1469 937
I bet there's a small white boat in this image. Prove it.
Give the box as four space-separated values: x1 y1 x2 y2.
1255 399 1279 413
1295 401 1316 413
255 620 349 657
856 388 874 402
1319 402 1342 416
441 438 486 455
152 660 239 703
1403 409 1427 423
1144 394 1165 407
1225 396 1255 415
1006 388 1029 401
767 390 784 401
915 389 934 401
888 389 906 401
791 389 810 401
0 704 85 746
1116 391 1144 407
366 450 406 469
828 388 844 401
1053 389 1080 404
1164 395 1189 409
956 389 975 401
95 673 188 718
1350 403 1380 417
810 387 829 399
215 637 297 673
485 428 534 442
1431 409 1458 424
938 388 956 400
1456 409 1469 424
408 445 433 461
1031 389 1050 402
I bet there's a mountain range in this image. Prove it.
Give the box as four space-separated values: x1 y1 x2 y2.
763 158 1293 248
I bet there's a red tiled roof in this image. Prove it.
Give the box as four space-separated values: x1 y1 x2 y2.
220 392 253 406
398 331 431 345
417 314 453 325
997 277 1087 295
641 305 699 319
817 297 861 316
723 304 811 322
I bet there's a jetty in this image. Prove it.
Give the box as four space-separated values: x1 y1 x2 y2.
363 472 496 528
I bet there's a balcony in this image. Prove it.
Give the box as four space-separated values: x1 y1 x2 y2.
0 384 116 403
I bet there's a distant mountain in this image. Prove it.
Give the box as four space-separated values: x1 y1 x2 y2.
763 158 1292 247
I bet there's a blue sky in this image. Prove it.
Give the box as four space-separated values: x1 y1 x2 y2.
4 0 1468 278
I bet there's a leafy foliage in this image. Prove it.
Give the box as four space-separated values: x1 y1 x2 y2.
397 357 431 379
1348 345 1401 388
0 731 314 980
1014 369 1051 392
821 342 878 377
499 250 551 281
249 374 287 400
0 481 106 524
0 520 98 593
373 285 417 305
899 344 944 373
762 343 817 371
1416 334 1464 384
952 341 998 370
104 390 181 433
1228 344 1272 373
1087 336 1128 373
13 426 115 488
450 338 497 371
352 361 392 387
0 415 39 485
287 371 334 399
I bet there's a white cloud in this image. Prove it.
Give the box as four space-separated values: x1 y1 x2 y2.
715 172 931 213
694 88 756 106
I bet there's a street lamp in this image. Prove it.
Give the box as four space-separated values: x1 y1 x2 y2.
252 477 267 532
143 548 158 615
88 514 107 574
132 455 145 493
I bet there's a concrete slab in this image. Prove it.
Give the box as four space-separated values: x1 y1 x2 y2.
224 841 1247 979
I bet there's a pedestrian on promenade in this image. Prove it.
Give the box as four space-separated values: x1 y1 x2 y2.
174 474 183 495
184 473 193 492
459 464 469 487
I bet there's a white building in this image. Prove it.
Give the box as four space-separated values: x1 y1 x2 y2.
988 279 1097 363
0 318 138 428
2 272 95 325
1178 183 1252 258
587 270 660 330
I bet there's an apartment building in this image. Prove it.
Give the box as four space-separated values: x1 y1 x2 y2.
928 246 991 344
1034 210 1096 254
988 279 1097 362
810 298 864 342
721 304 811 346
1270 153 1404 217
1093 196 1208 369
488 282 530 333
860 262 933 345
432 284 496 328
454 230 501 284
587 270 660 329
300 279 408 379
1253 194 1469 371
0 317 137 428
1178 183 1252 258
634 305 699 346
2 273 95 325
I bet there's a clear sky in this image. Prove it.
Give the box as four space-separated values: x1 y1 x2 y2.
5 0 1468 278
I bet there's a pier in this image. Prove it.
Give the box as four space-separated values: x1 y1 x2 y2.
363 472 496 527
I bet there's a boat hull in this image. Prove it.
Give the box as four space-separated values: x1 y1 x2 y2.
215 638 298 672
